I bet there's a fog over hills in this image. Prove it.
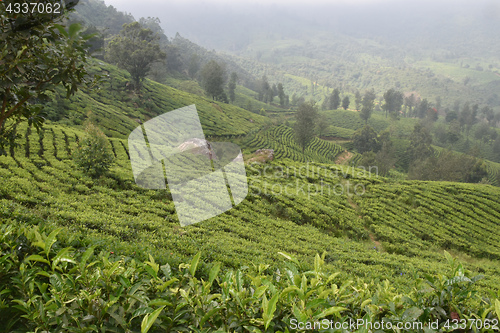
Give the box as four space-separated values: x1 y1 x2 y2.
103 0 500 59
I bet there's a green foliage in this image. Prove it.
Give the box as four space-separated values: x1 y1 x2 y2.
408 123 434 165
329 88 341 110
352 125 380 154
0 1 97 152
201 60 226 101
294 102 318 153
0 223 498 332
228 72 238 103
106 22 166 89
408 150 488 183
244 125 343 163
360 89 376 124
72 122 115 177
342 96 350 110
382 88 404 119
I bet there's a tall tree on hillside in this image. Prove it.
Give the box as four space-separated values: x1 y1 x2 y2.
359 89 376 124
459 102 477 138
321 96 330 111
435 96 442 114
404 93 417 118
106 22 166 90
482 106 494 125
258 76 270 102
201 60 226 101
266 88 274 104
165 45 183 73
352 125 380 154
415 98 430 119
295 102 318 154
316 114 329 137
0 1 97 154
471 104 479 123
329 88 341 110
382 88 403 119
188 54 200 78
342 96 350 110
408 123 434 163
355 91 362 111
228 72 238 103
278 83 286 106
447 120 461 146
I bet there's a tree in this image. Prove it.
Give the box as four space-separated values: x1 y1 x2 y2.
321 96 329 111
106 22 166 90
435 96 442 114
382 88 403 119
359 136 396 177
228 72 238 103
294 102 318 154
316 114 329 137
200 60 226 101
329 88 341 110
359 89 376 124
188 54 200 79
81 25 105 59
482 106 494 125
352 125 379 154
165 45 183 73
73 121 115 177
342 96 350 110
354 91 362 111
266 88 274 104
434 124 448 145
277 83 286 106
446 120 461 146
258 76 270 102
415 99 430 119
459 102 476 138
404 93 417 118
408 150 487 184
445 110 458 123
0 0 96 154
408 123 434 164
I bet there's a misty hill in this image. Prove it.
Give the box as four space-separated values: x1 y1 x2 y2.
150 1 500 111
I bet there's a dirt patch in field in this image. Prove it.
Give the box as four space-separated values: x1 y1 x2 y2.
369 233 382 248
335 151 353 165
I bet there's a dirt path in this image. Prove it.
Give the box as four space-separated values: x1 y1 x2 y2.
369 232 382 248
335 151 353 165
348 191 383 250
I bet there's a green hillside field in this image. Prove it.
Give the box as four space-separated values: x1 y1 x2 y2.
2 61 500 332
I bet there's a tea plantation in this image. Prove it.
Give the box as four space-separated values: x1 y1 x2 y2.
1 65 500 332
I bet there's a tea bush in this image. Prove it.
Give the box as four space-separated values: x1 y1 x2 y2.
0 222 499 332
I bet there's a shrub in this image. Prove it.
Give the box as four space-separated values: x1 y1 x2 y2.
0 222 498 332
72 122 115 177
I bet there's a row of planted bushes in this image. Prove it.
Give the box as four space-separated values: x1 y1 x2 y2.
0 221 499 332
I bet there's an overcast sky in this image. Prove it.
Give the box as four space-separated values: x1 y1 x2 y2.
100 0 490 19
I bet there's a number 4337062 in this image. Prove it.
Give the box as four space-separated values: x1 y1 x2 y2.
5 2 62 14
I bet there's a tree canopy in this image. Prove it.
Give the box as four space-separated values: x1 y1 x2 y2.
359 89 376 124
382 88 403 119
294 101 318 153
106 22 166 90
0 0 96 153
201 60 226 101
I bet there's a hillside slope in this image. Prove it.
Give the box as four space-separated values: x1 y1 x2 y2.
43 61 269 139
1 120 500 293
